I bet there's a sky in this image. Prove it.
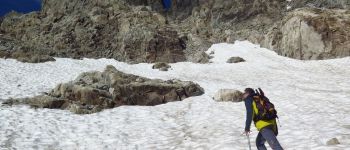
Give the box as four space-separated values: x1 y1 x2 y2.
0 0 41 16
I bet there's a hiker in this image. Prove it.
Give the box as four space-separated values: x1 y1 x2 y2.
162 0 172 12
243 88 283 150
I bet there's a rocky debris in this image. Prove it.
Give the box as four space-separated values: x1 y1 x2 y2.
263 8 350 60
213 89 243 102
227 57 245 63
3 65 204 114
326 138 340 145
152 62 171 71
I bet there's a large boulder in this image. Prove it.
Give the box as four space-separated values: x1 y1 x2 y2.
213 89 243 102
263 8 350 60
3 65 204 114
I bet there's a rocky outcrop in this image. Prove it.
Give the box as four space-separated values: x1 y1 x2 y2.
227 57 245 63
3 65 204 114
263 8 350 60
213 89 243 102
0 0 186 63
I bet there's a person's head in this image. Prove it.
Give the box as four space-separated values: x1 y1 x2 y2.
242 88 255 99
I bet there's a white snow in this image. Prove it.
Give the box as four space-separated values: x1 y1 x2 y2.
1 41 350 150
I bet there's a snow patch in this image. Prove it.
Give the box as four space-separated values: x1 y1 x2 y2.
1 41 350 149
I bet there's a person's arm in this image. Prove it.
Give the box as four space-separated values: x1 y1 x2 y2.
244 97 253 132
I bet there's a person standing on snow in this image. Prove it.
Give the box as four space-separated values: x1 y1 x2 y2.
243 88 283 150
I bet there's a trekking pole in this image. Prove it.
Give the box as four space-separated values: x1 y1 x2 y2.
246 134 252 150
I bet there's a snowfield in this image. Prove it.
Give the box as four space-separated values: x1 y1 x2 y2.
0 41 350 150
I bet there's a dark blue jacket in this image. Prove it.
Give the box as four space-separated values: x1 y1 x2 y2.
244 94 255 131
162 0 172 11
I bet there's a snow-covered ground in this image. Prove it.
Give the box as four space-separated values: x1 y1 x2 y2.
0 41 350 150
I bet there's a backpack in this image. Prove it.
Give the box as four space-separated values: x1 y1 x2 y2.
252 88 278 122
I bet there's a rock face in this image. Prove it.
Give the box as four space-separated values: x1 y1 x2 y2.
213 89 243 102
1 0 349 62
227 57 245 63
0 0 186 63
263 8 350 60
179 0 286 55
0 0 287 63
3 65 204 114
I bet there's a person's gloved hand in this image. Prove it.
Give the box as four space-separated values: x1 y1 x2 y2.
243 130 252 136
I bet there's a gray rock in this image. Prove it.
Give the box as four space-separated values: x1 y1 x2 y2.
326 138 340 145
227 57 245 63
3 65 204 114
213 89 243 102
263 8 350 60
152 62 171 69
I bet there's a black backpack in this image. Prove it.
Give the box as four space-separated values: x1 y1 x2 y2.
253 88 278 122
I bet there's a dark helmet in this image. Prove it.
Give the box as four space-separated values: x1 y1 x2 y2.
244 88 255 95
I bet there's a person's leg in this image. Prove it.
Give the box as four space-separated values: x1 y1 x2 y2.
260 127 283 150
256 132 267 150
